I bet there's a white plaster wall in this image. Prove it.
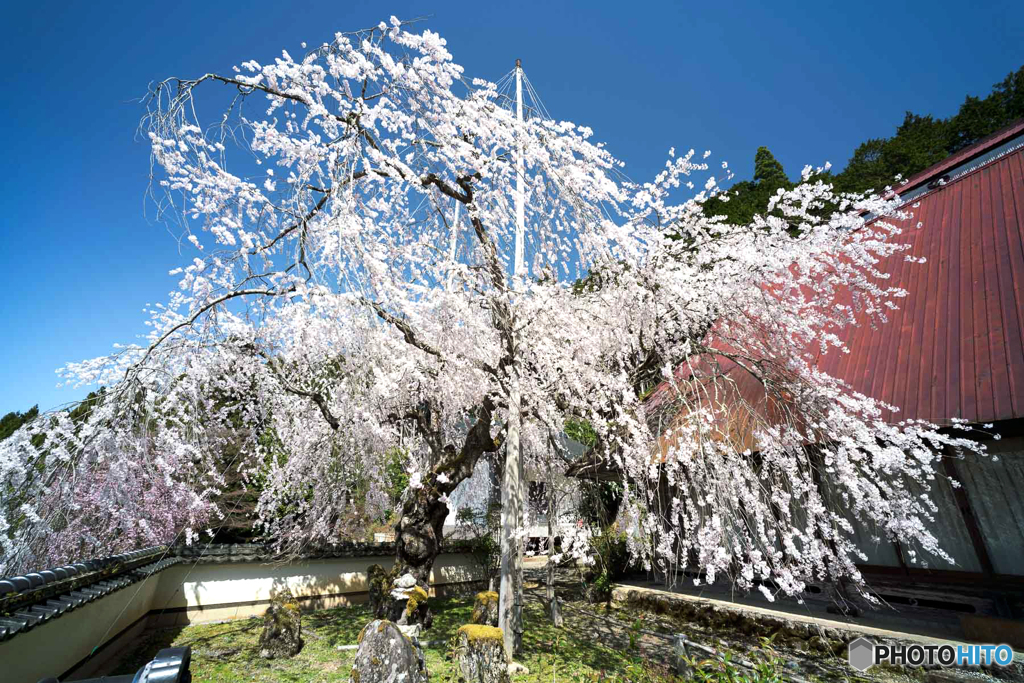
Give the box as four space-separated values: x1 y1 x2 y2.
0 576 159 683
152 552 482 611
0 552 483 682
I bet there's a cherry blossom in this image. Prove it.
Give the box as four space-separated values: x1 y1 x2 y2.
0 20 985 616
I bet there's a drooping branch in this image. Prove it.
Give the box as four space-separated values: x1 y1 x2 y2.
127 286 297 382
365 300 445 361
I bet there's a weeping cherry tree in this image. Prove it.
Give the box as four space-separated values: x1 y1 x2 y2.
0 18 987 656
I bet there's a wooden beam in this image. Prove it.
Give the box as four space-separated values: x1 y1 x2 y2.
941 451 996 578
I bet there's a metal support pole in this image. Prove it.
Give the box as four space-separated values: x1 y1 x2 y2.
514 58 525 279
499 56 527 659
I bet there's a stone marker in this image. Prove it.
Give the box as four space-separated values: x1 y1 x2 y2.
350 619 428 683
366 564 391 619
455 624 511 683
258 589 303 659
470 591 499 627
388 572 432 628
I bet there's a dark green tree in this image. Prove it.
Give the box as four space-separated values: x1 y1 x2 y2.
0 406 39 442
754 146 788 186
701 64 1024 224
702 146 793 226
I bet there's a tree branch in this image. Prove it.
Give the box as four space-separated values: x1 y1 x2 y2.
129 286 296 381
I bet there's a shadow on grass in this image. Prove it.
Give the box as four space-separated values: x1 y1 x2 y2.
105 591 669 682
517 601 630 676
108 620 264 676
302 602 369 648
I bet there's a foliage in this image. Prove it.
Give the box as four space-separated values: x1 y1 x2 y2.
381 447 410 520
837 62 1024 191
577 480 623 529
627 612 646 652
699 147 794 228
705 65 1024 225
0 406 39 443
682 638 787 683
584 526 632 602
454 504 501 588
564 418 598 449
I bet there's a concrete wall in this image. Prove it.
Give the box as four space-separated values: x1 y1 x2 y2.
0 552 484 683
0 574 160 683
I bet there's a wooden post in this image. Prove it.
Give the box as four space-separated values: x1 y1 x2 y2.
674 634 692 676
941 450 995 577
547 477 556 604
546 440 563 626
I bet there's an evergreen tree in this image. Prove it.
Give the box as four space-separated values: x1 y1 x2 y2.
754 146 788 186
703 146 793 226
703 64 1024 224
0 406 39 442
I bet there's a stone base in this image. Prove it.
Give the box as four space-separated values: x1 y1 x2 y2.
351 619 427 683
455 625 510 683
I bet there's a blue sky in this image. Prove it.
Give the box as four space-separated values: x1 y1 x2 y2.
1 0 1021 414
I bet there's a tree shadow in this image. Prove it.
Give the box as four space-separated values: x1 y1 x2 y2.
106 620 264 676
518 600 630 674
105 626 186 675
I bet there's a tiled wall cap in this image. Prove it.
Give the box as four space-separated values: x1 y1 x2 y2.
14 611 42 625
24 574 44 588
46 600 70 613
0 581 15 595
39 571 57 584
9 577 30 591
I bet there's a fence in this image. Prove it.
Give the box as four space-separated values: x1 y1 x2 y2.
0 544 485 683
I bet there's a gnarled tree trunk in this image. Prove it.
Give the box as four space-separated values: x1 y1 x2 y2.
390 397 499 625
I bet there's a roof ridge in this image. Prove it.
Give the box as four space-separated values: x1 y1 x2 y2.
898 118 1024 194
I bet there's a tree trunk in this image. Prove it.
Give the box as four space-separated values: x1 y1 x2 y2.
394 487 451 585
391 398 499 624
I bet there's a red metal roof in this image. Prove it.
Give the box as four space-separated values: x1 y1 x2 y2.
894 119 1024 196
649 124 1024 433
819 138 1024 425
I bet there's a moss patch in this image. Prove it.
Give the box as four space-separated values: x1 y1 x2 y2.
458 624 504 643
405 585 429 617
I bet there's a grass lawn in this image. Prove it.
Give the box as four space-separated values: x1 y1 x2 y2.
109 595 682 682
